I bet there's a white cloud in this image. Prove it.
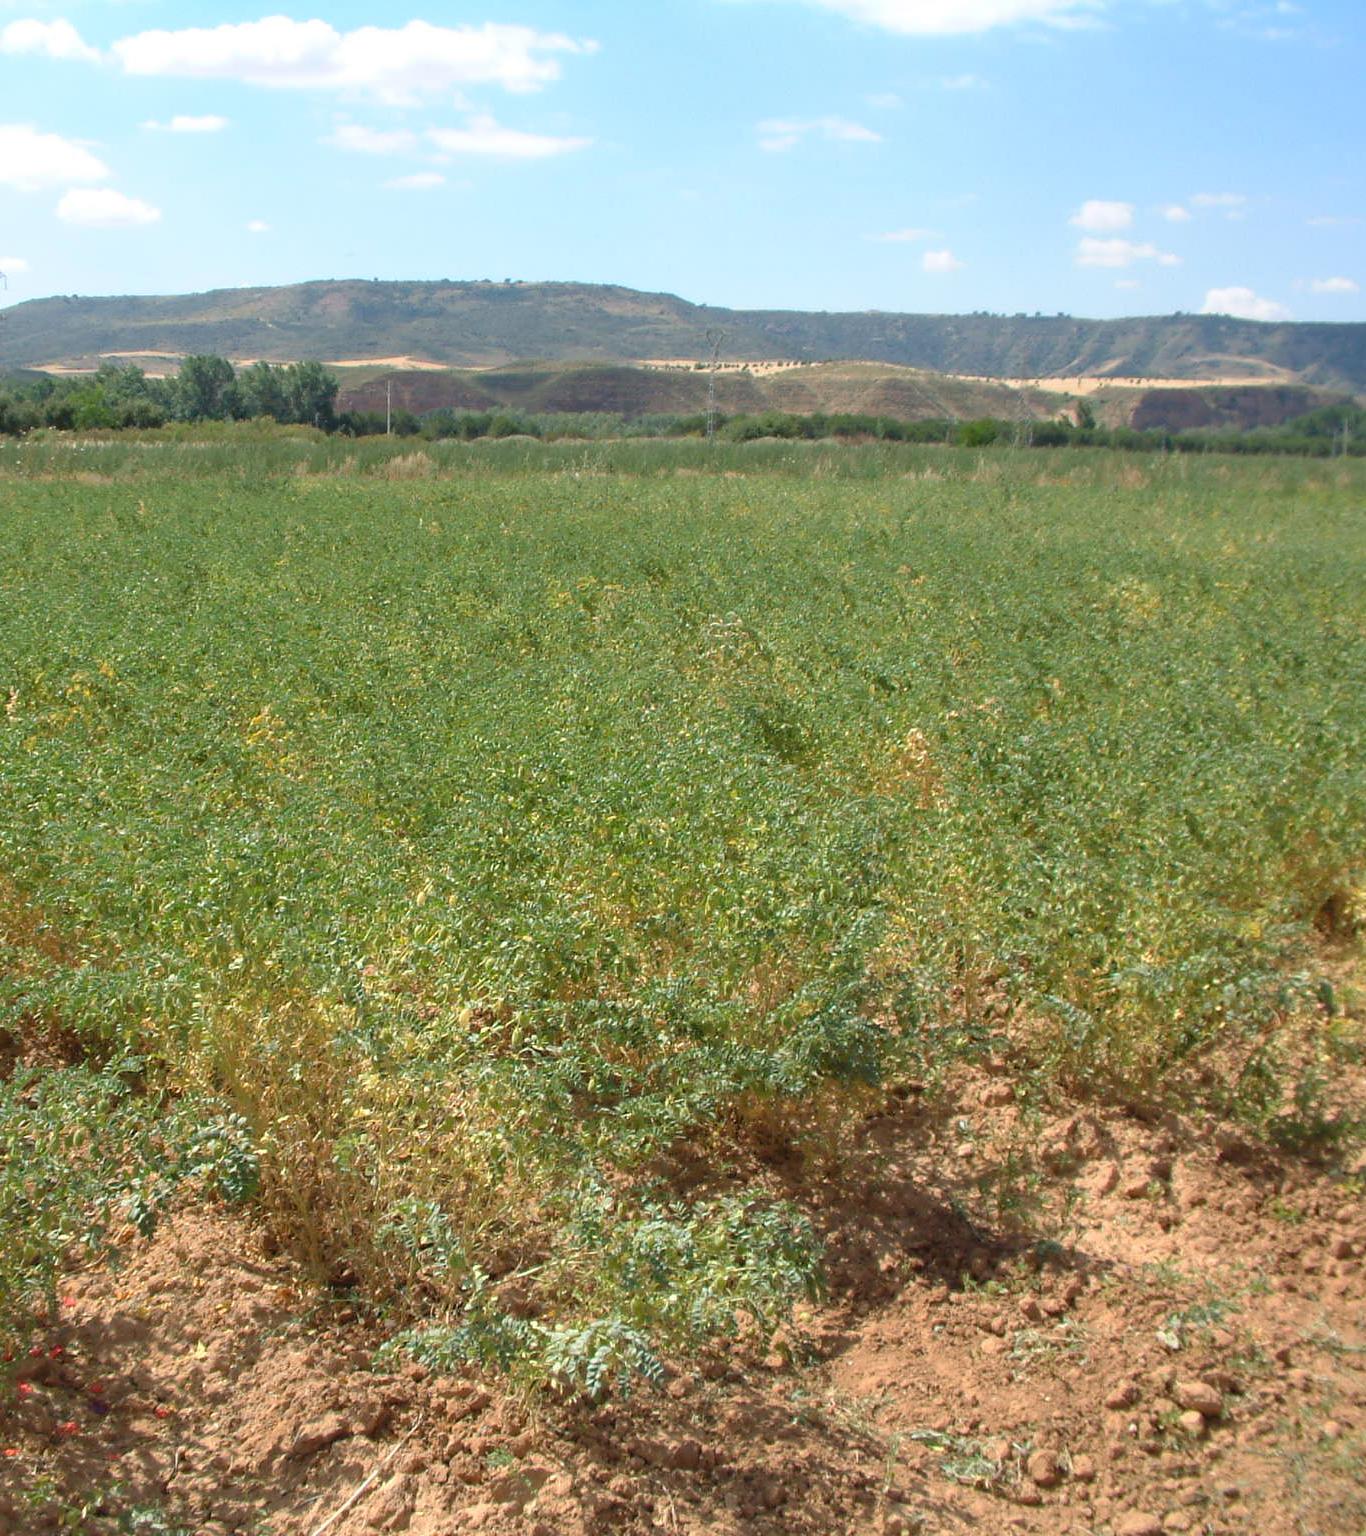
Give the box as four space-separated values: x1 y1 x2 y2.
1201 286 1290 321
798 0 1098 34
1307 214 1362 229
941 72 987 89
0 18 99 63
57 187 162 228
110 19 596 103
246 219 270 233
757 115 880 152
0 122 109 191
143 114 230 134
866 91 902 109
1309 276 1359 295
427 115 590 159
1160 203 1191 222
1070 199 1134 232
325 123 418 155
872 226 935 242
386 172 446 190
0 255 30 275
923 248 964 273
1076 237 1179 269
1114 279 1141 290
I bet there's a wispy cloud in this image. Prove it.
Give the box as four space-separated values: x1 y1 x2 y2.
1159 203 1192 223
245 219 270 233
1076 237 1179 268
757 115 881 152
108 18 597 105
1070 199 1134 233
325 123 419 155
427 115 590 159
0 255 30 275
1307 214 1362 229
940 73 987 89
142 115 230 134
1201 285 1289 321
386 172 446 191
1308 276 1359 295
793 0 1099 35
1190 191 1247 220
923 248 965 273
57 187 162 229
870 226 935 243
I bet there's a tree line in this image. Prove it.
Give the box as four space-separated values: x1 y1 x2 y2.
0 356 339 434
2 357 1362 457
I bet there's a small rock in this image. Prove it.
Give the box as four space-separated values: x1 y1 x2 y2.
1177 1411 1206 1438
447 1388 491 1424
1115 1514 1164 1536
670 1438 703 1471
1122 1176 1153 1201
981 1083 1014 1108
1321 1420 1343 1440
981 1336 1006 1356
1172 1380 1223 1419
289 1413 349 1458
1163 1514 1193 1533
1330 1237 1355 1260
1213 1129 1254 1165
1092 1163 1121 1197
1106 1383 1141 1410
1019 1297 1044 1323
1070 1454 1097 1482
1042 1296 1069 1318
349 1400 391 1438
1026 1449 1063 1487
955 1141 975 1160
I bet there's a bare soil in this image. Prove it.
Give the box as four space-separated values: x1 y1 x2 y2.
3 1059 1364 1536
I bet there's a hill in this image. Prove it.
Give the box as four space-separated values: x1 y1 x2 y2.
3 279 1364 392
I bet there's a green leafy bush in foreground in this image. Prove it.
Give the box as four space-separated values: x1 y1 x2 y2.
0 1063 258 1364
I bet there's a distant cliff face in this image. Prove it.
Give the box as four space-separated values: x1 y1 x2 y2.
1129 386 1338 432
3 279 1364 392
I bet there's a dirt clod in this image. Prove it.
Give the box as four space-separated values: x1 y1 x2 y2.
1172 1380 1223 1419
1026 1449 1062 1487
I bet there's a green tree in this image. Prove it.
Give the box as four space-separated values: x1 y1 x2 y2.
283 361 339 429
176 355 238 421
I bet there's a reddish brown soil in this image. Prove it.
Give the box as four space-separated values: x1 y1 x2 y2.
3 1076 1363 1536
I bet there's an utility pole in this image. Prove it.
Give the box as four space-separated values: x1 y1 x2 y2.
705 328 725 445
386 378 393 437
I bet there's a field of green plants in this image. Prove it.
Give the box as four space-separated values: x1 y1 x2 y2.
1 439 1362 1393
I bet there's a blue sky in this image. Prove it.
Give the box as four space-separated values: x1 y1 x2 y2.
0 0 1361 322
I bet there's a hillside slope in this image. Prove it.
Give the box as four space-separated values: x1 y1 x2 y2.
3 279 1364 391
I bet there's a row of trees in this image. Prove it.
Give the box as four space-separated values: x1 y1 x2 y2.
340 402 1366 457
3 357 1362 457
0 357 339 434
